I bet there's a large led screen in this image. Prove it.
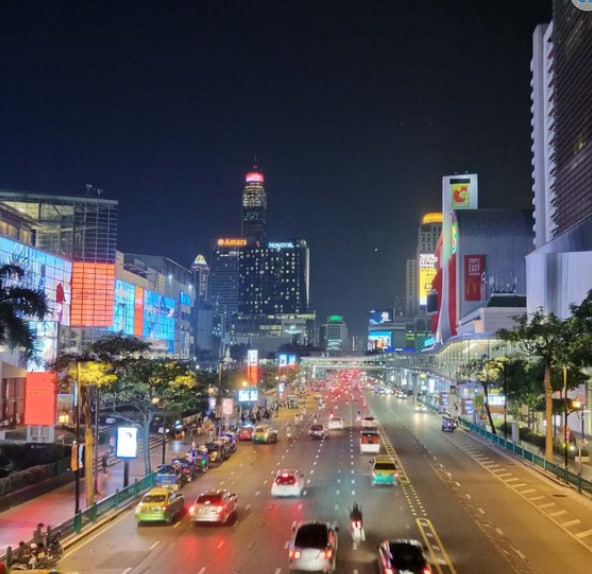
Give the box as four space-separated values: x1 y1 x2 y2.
367 330 393 352
112 279 136 335
0 237 72 325
369 309 393 325
144 290 175 352
24 372 57 426
418 254 438 306
27 321 59 372
71 262 115 327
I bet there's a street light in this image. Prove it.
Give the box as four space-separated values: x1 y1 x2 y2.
571 399 585 480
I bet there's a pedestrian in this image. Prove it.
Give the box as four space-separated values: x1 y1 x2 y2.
101 453 109 476
33 523 46 546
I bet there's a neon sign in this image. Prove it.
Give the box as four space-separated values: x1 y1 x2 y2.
245 172 264 183
217 238 247 247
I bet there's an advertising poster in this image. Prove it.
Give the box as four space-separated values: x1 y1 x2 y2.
418 254 438 306
143 290 175 352
71 262 115 327
116 426 138 459
24 372 57 426
464 255 485 301
367 331 393 352
0 237 72 325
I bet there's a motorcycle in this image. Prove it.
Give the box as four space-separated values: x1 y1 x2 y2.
350 519 365 543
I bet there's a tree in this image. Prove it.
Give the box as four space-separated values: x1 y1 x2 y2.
460 355 497 434
0 263 49 362
498 310 578 462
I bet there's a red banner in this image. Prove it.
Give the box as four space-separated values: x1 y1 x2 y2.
464 255 485 301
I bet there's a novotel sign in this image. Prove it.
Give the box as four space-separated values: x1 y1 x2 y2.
268 242 295 249
217 238 247 247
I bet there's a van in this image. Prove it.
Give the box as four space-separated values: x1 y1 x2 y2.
370 456 398 486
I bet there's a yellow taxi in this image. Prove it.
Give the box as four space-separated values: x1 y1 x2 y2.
252 424 278 444
135 486 185 524
370 455 398 486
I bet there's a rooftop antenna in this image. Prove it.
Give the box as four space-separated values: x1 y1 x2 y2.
253 152 258 169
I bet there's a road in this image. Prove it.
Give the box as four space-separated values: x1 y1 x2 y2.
56 390 592 573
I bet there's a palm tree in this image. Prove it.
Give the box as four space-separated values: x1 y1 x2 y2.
0 263 49 360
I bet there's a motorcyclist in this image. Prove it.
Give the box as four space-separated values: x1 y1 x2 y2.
286 424 293 439
349 503 365 541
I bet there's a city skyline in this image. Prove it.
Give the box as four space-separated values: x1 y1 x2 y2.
0 1 553 337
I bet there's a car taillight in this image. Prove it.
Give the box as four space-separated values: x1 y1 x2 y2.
422 568 432 574
289 550 301 559
384 568 394 574
189 505 196 515
216 505 224 513
324 548 333 559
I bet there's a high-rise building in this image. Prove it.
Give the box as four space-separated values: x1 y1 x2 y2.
552 1 592 235
320 315 349 354
527 6 592 319
239 240 310 315
405 212 442 316
191 254 210 304
209 238 248 339
241 166 267 243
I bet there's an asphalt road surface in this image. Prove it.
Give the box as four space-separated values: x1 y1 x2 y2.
57 390 592 574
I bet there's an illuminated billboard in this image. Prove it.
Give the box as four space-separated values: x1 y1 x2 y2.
144 290 175 352
27 321 59 372
113 279 136 335
247 349 258 383
217 238 247 248
0 237 72 325
418 254 438 306
24 372 57 426
369 309 393 325
444 174 479 210
116 426 139 459
464 254 485 301
71 262 115 327
367 330 393 352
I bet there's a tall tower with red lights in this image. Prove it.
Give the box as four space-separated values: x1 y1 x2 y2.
241 165 267 243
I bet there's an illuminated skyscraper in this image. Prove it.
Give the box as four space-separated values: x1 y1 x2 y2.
241 166 267 243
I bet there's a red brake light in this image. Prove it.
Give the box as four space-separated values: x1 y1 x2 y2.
216 505 224 512
289 550 301 559
189 505 196 514
422 568 432 574
324 548 333 559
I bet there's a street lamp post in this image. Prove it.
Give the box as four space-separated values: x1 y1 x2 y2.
562 366 569 474
74 361 81 515
503 361 508 442
217 359 223 431
152 397 167 465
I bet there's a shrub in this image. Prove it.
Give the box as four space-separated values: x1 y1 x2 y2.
0 463 56 496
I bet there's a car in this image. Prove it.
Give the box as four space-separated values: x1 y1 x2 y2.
205 439 230 463
441 416 456 432
135 487 185 524
288 521 339 572
237 424 254 441
327 416 344 430
218 431 238 453
271 468 305 497
414 402 428 413
362 416 377 428
377 539 432 574
252 424 279 444
370 456 398 486
189 489 238 524
308 423 326 439
312 392 323 400
360 429 381 454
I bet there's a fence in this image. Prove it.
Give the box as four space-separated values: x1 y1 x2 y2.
458 417 592 496
3 472 156 568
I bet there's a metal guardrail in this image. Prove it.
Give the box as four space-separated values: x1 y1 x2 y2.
2 472 156 567
458 417 592 496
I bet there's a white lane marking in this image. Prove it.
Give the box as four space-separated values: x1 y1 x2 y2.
310 469 315 474
539 502 556 509
275 569 282 574
291 520 298 529
352 490 356 496
505 477 520 483
562 519 581 527
336 490 340 495
351 479 355 484
528 495 545 501
306 479 311 484
302 490 307 496
351 469 355 474
518 488 536 494
550 510 568 517
514 549 526 560
216 541 224 549
298 503 303 510
255 491 260 496
337 478 341 483
149 541 160 550
246 504 251 511
478 508 485 515
495 528 504 536
174 520 182 528
576 529 592 539
334 504 339 510
198 568 206 574
122 569 132 574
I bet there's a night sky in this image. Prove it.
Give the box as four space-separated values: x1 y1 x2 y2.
0 1 553 339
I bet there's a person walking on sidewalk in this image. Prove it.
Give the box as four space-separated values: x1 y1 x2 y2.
101 453 109 476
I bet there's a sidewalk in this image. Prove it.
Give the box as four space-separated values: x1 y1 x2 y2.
0 436 189 553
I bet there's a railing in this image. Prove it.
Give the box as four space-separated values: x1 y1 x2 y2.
3 472 156 567
458 417 592 496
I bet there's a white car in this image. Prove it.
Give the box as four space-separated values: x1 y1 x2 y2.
289 521 339 572
271 469 305 497
327 416 344 430
362 416 377 428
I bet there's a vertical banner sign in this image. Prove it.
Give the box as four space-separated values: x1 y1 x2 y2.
247 349 258 383
464 255 485 301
